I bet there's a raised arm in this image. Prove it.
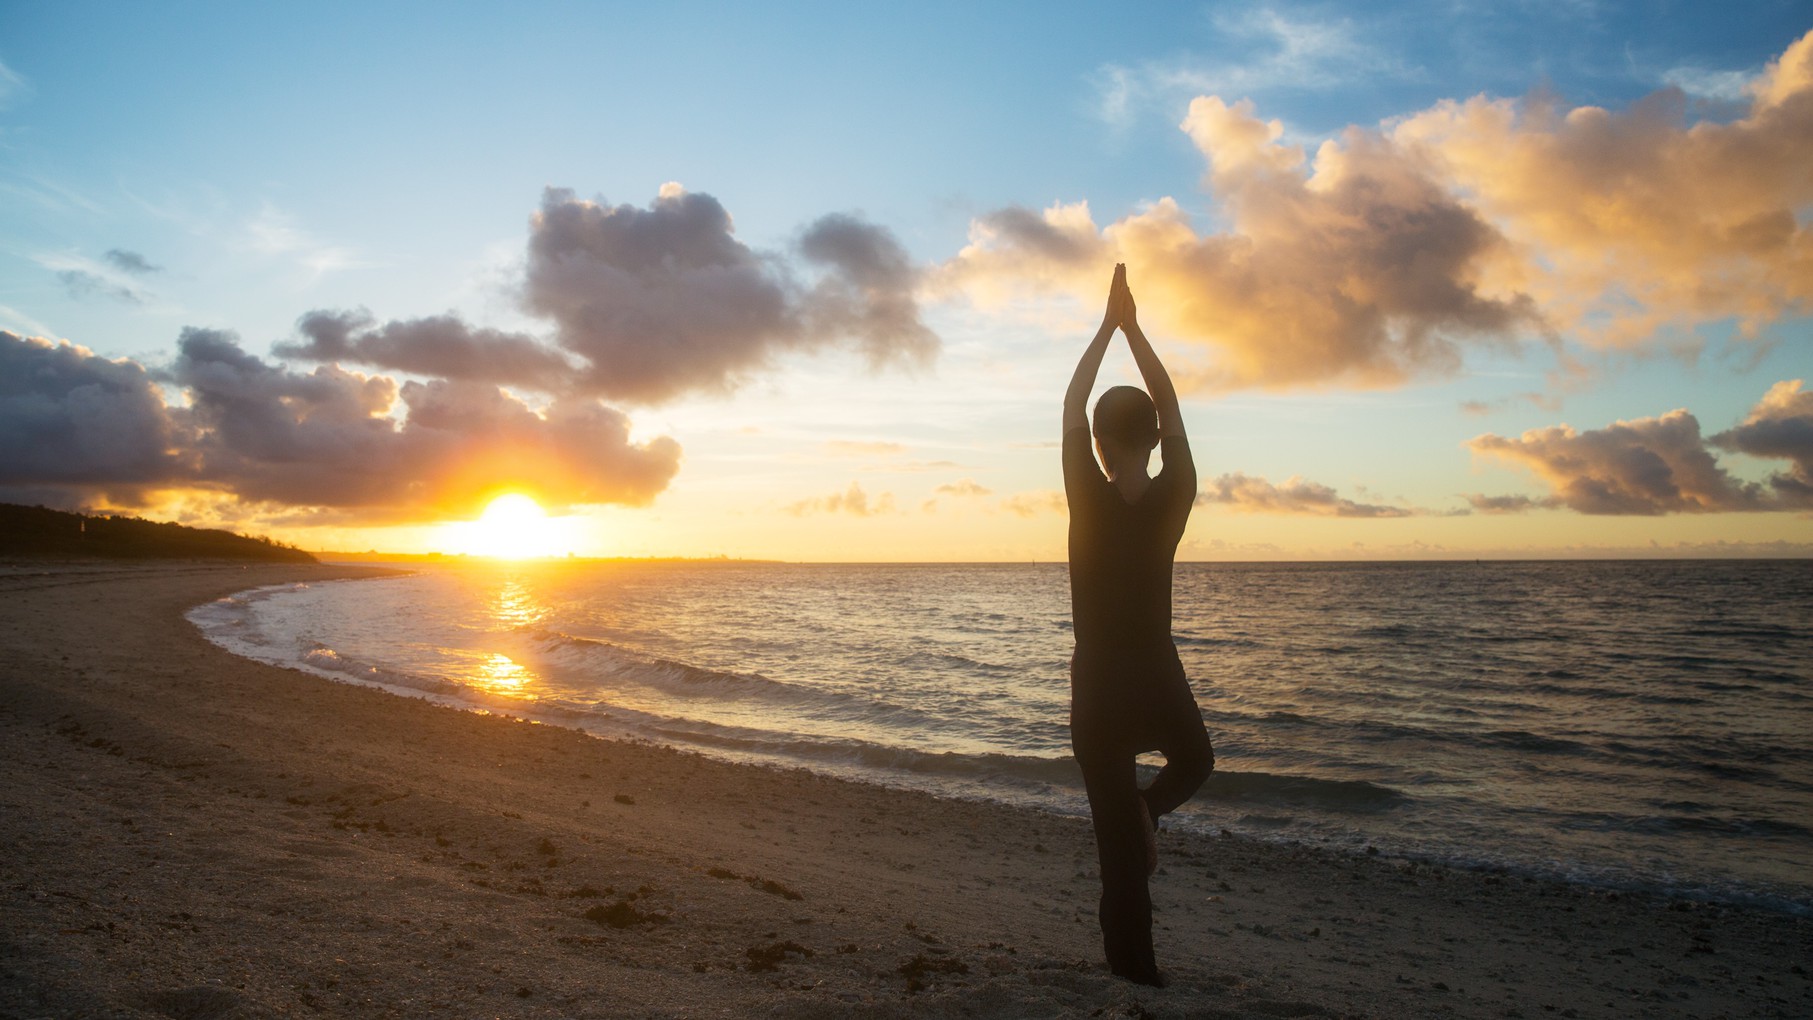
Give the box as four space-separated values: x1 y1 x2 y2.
1063 264 1126 435
1115 273 1186 439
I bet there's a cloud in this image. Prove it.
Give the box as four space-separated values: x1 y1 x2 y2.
1392 29 1813 349
946 97 1541 391
921 477 993 513
1092 8 1408 128
1459 390 1562 417
243 203 366 278
277 309 576 392
104 249 162 275
1711 378 1813 500
1463 493 1562 514
269 185 935 405
0 59 29 110
1198 473 1416 517
934 479 992 498
953 30 1813 392
0 174 101 215
823 440 905 457
522 185 935 403
0 327 679 518
2 180 945 524
1001 490 1066 518
1468 409 1774 515
1661 66 1754 103
784 481 894 517
0 305 59 339
796 213 938 370
58 270 143 304
1090 64 1135 129
959 205 1107 280
38 253 155 305
0 332 192 499
174 328 678 515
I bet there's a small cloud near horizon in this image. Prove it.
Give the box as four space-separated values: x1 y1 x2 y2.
1001 490 1066 518
1197 473 1421 518
824 440 906 457
934 479 993 498
1469 380 1813 515
784 481 896 517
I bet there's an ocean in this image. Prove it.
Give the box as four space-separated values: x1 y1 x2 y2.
188 559 1813 914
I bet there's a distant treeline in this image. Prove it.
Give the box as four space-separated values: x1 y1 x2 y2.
0 503 317 563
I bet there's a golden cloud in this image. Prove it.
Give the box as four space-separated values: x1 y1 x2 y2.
946 30 1813 392
1393 30 1813 348
784 481 896 517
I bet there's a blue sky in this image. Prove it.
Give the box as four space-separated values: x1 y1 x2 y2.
2 2 1810 558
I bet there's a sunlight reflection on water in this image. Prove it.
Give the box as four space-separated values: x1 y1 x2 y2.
195 559 1813 912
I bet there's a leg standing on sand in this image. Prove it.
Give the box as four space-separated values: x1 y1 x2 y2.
1061 265 1215 985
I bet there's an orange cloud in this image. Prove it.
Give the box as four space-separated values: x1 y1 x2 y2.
0 328 680 522
947 30 1813 391
784 482 895 517
947 99 1537 391
1393 31 1813 348
934 479 993 498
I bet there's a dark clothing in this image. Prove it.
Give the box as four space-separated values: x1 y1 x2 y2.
1065 430 1194 653
1073 670 1214 983
1063 426 1213 984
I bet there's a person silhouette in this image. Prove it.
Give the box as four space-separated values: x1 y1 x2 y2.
1062 263 1215 986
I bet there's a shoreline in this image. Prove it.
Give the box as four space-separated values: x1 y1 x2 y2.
3 562 1808 1017
198 562 1813 920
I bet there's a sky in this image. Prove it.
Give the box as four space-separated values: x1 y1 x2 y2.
2 1 1810 561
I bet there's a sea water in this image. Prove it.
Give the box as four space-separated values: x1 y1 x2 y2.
188 559 1813 914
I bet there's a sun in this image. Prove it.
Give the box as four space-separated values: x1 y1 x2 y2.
452 493 562 559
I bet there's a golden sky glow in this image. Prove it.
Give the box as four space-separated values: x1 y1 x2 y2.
3 11 1809 561
438 494 577 560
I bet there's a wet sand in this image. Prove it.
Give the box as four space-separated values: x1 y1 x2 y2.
1 562 1807 1018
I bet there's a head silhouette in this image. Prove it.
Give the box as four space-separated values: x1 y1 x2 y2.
1092 385 1159 452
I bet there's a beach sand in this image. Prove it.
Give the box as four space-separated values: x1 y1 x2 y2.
1 563 1807 1019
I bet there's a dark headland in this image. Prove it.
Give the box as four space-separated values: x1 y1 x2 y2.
0 503 315 563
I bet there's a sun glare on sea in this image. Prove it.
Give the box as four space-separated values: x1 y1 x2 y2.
446 493 569 559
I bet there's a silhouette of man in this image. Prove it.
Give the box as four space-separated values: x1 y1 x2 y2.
1063 264 1214 986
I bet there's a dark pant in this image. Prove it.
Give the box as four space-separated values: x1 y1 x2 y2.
1071 650 1214 983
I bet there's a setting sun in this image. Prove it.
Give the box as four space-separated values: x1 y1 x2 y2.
443 494 572 559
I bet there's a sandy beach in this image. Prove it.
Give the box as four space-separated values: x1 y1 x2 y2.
1 563 1807 1018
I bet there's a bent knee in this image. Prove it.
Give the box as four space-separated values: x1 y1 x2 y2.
1177 728 1215 778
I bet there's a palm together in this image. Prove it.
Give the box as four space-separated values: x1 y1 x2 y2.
1102 263 1139 333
